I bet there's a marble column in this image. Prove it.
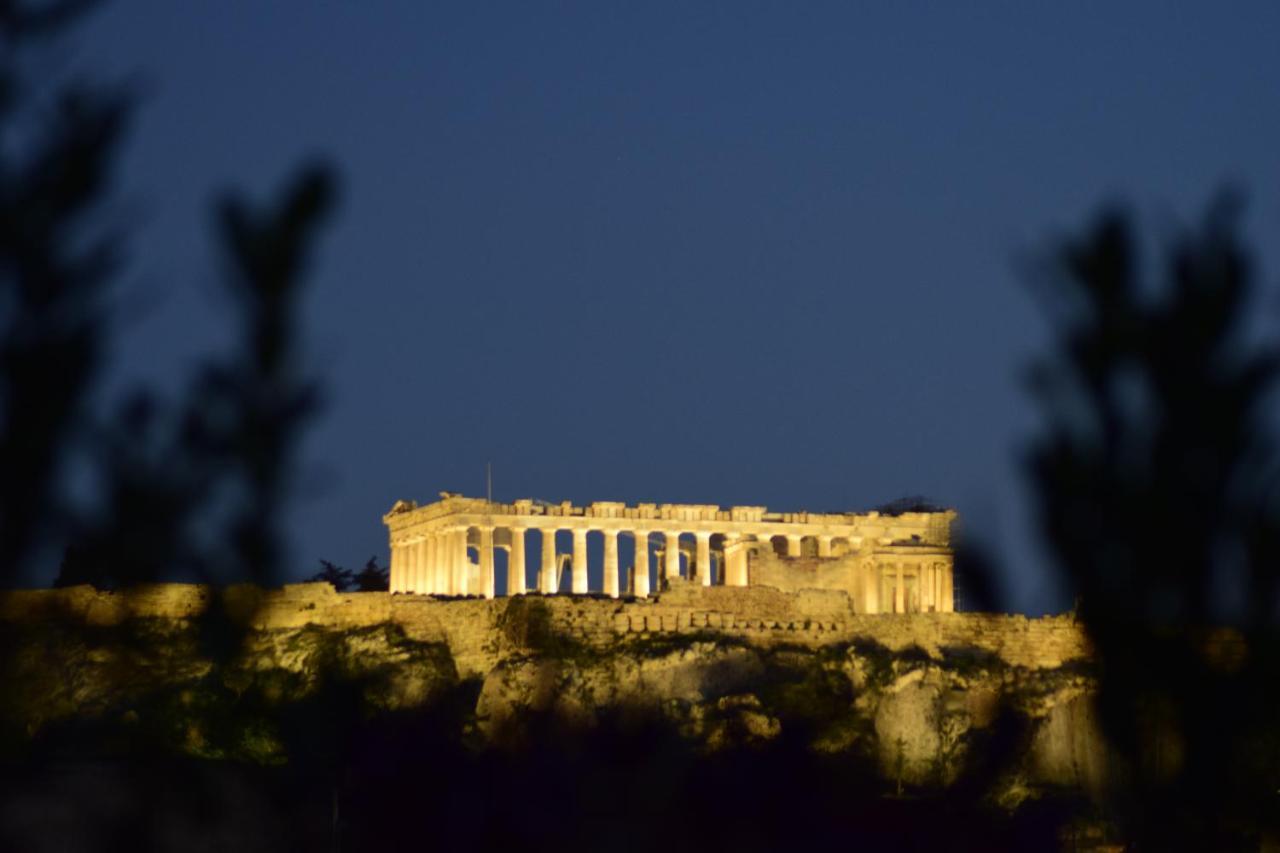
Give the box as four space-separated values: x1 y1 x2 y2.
633 531 650 597
508 528 526 595
426 537 438 595
427 532 442 591
402 540 413 593
406 540 420 594
864 565 880 614
453 529 468 596
424 538 434 593
695 532 711 586
572 529 588 594
405 540 417 594
439 532 453 595
402 542 412 593
389 543 401 593
540 529 558 594
664 531 681 581
942 564 954 612
785 535 802 557
479 527 495 599
403 542 414 593
602 530 619 598
427 532 437 591
817 536 833 557
419 539 432 593
558 553 573 587
396 541 408 594
723 539 747 587
894 564 905 614
433 533 445 595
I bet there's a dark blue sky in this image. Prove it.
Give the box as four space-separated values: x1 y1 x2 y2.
72 3 1280 612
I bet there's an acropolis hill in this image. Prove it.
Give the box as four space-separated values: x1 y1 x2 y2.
0 492 1117 796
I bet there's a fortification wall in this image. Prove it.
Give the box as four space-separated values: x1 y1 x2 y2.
0 582 1090 675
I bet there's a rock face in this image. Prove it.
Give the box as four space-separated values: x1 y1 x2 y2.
0 583 1107 796
1030 693 1112 796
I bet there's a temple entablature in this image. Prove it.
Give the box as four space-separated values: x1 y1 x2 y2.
383 493 956 614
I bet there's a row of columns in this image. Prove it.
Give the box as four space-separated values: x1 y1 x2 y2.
389 528 472 596
388 527 950 611
391 527 740 598
878 561 954 614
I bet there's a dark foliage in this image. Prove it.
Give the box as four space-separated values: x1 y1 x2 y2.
2 0 333 595
1026 194 1280 847
309 559 354 592
873 494 947 515
0 0 130 584
352 556 388 592
306 555 390 593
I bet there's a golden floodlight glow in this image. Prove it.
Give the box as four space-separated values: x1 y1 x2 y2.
384 493 956 613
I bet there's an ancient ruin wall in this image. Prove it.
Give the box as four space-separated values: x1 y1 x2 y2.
0 582 1090 676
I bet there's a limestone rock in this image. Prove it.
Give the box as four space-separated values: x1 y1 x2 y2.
1029 693 1112 797
0 583 1103 797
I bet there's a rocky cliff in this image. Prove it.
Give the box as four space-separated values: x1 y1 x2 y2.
0 582 1107 802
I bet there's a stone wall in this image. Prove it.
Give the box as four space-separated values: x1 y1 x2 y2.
748 552 865 596
0 581 1089 676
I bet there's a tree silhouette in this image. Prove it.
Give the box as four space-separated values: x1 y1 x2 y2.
1 1 334 593
309 558 354 592
1026 193 1280 847
0 0 131 585
352 555 388 591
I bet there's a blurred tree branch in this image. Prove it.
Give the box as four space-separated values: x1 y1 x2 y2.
3 0 336 605
0 0 129 584
1026 193 1280 846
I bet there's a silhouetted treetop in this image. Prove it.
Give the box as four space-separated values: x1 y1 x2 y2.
873 495 946 516
353 556 389 592
309 559 353 592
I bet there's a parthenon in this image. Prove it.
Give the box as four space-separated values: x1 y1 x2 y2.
385 494 957 614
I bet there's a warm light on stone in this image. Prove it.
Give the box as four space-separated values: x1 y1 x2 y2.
633 531 650 598
384 493 957 613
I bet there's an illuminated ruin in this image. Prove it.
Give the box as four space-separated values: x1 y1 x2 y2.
385 493 956 613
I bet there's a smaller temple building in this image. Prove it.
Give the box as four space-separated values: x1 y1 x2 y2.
384 494 956 614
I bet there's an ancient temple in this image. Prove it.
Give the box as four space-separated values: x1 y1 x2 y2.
384 494 956 614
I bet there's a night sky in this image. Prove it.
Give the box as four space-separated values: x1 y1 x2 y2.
69 3 1280 613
